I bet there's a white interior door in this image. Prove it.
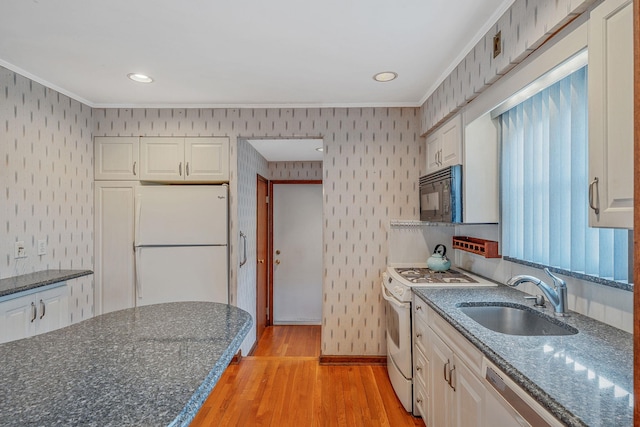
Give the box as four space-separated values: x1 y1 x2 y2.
272 183 322 324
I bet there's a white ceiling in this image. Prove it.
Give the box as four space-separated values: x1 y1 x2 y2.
247 139 324 161
0 0 514 108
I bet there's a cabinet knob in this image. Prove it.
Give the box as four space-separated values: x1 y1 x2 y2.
258 259 265 264
417 398 423 404
416 305 422 311
275 259 281 265
416 333 422 338
416 366 422 372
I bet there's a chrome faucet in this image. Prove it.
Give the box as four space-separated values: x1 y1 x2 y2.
506 268 569 317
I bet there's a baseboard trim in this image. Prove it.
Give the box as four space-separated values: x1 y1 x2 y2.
246 340 259 357
319 355 387 366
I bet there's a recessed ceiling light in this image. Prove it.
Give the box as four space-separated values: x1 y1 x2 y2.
127 73 154 83
373 71 398 82
315 147 324 152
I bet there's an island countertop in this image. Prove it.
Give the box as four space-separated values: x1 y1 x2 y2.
0 302 252 426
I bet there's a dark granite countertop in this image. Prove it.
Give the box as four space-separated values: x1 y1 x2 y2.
413 285 632 427
0 269 93 298
0 302 252 426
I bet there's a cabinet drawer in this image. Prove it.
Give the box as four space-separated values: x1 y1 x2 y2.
414 379 429 421
413 296 429 324
428 305 483 376
414 316 430 355
414 345 429 388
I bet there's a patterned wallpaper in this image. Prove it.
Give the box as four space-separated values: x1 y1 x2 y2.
269 161 323 180
0 67 94 324
420 0 595 133
94 108 422 356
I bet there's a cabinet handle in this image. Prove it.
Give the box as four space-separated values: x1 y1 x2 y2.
449 365 456 391
30 302 37 323
39 299 46 319
443 360 450 383
588 177 600 215
133 161 137 176
179 162 182 176
186 162 190 176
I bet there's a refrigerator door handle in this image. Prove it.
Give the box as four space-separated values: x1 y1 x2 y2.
134 196 142 246
135 247 143 299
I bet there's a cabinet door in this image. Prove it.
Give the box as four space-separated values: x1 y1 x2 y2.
0 295 35 343
34 286 69 335
95 137 139 180
440 115 461 168
588 0 634 228
140 137 185 181
452 354 484 427
95 182 137 314
429 329 454 427
425 132 441 174
184 137 229 182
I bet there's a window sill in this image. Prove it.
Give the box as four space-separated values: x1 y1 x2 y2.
503 256 633 293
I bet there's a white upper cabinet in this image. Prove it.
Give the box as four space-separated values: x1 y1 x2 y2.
95 137 139 180
425 115 462 174
588 0 634 228
140 137 229 183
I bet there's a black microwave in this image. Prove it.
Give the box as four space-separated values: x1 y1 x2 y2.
419 165 462 223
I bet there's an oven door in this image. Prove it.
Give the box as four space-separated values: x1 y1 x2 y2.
381 282 412 378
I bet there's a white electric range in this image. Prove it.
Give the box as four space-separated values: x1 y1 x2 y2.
381 264 497 414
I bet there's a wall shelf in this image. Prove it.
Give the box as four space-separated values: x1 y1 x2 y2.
452 236 501 259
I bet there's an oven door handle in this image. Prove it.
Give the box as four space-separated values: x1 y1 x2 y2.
381 282 409 309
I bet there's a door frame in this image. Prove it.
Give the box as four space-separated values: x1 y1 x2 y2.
268 180 322 324
256 174 270 342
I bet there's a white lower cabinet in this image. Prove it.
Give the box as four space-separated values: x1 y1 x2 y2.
0 284 69 344
413 295 562 426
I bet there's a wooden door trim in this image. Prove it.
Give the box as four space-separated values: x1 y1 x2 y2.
268 180 323 325
633 0 639 423
256 174 269 341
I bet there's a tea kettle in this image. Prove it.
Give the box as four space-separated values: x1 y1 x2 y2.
427 244 451 272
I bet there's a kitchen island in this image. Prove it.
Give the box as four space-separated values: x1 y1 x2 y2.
0 301 252 426
414 285 632 426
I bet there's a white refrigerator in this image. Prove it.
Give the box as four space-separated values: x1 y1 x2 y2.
134 185 228 306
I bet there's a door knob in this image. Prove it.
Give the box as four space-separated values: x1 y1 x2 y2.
275 259 281 265
258 259 265 264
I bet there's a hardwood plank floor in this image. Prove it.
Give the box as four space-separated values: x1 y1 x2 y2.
191 326 424 427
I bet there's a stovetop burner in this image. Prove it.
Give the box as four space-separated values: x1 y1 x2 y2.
394 267 478 284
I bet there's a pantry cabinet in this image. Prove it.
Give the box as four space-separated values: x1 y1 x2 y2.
0 284 69 344
588 0 634 228
95 137 140 180
425 114 462 174
140 137 229 182
94 181 137 315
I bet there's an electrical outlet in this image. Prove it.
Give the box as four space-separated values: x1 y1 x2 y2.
15 241 26 259
493 31 502 58
37 239 47 256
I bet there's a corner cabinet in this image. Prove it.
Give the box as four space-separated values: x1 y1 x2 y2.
425 115 462 174
140 137 229 183
588 0 634 228
95 137 140 180
0 284 69 344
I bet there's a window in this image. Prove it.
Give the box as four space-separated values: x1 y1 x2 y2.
499 66 632 284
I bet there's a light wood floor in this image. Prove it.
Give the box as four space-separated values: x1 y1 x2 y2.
191 326 425 427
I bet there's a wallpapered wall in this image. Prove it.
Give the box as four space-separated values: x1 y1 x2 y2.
0 68 94 324
420 0 595 133
94 108 422 356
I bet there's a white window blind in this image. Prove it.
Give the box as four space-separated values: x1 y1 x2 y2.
500 66 631 283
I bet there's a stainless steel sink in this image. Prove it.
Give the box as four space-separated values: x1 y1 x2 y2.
456 302 578 336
